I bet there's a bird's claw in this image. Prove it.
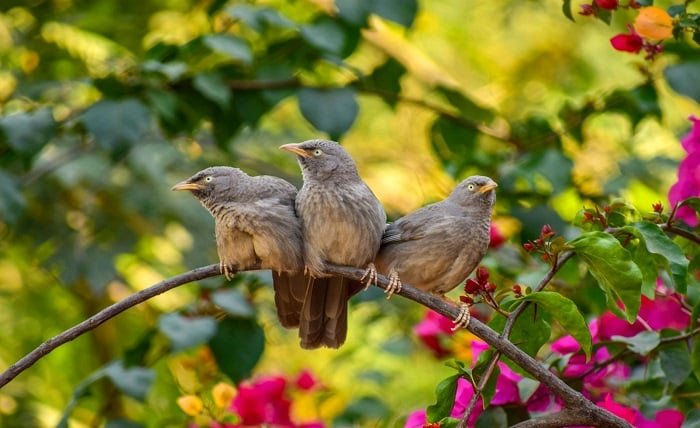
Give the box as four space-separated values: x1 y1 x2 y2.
450 303 472 331
361 263 378 290
384 269 402 299
220 262 234 281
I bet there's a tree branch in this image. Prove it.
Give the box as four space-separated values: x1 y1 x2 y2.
661 224 700 245
0 263 632 427
511 408 605 428
0 264 223 388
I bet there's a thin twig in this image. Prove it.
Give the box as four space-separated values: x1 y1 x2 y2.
503 252 575 338
661 224 700 245
0 264 222 388
458 351 501 428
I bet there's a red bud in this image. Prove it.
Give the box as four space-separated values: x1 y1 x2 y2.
476 266 490 284
465 279 480 294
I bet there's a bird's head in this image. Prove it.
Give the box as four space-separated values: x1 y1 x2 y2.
280 139 359 182
450 176 498 209
171 166 248 207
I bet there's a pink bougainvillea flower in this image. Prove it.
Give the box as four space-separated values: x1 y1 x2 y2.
489 223 505 249
451 378 484 426
597 394 637 423
610 32 644 53
294 369 319 391
414 310 455 358
636 408 684 428
596 293 690 341
669 116 700 227
231 376 293 425
404 409 427 428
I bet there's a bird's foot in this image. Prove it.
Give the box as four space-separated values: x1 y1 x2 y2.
450 303 472 331
384 269 402 299
360 263 378 290
220 262 234 281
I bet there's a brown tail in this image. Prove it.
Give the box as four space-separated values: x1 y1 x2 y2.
299 276 358 349
271 272 307 328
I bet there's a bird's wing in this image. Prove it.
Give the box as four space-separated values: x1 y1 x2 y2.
381 203 455 244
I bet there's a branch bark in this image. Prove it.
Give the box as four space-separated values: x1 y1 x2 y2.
0 263 632 427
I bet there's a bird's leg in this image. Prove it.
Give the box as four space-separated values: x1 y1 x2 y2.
360 262 378 290
219 261 234 281
436 294 472 331
384 268 402 299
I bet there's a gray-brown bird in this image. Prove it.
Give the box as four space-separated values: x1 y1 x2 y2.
172 166 307 329
375 176 497 329
281 139 386 348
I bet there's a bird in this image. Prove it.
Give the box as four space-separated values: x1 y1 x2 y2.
281 139 386 348
172 166 307 329
375 176 497 330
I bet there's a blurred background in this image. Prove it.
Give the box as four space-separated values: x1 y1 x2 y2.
0 0 698 426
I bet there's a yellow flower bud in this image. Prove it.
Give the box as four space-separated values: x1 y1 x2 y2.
177 395 204 416
212 382 236 408
634 6 673 41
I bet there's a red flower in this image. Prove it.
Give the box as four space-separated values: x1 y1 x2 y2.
294 370 319 391
595 0 618 9
610 33 643 53
669 116 700 226
489 223 505 249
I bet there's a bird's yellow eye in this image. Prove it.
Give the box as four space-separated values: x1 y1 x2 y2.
205 176 213 183
313 149 323 157
467 183 475 191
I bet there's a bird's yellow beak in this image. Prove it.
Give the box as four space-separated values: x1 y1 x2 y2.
280 143 311 158
171 180 203 191
478 182 498 194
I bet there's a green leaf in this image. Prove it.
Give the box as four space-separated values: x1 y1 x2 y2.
212 289 255 318
682 409 700 428
475 407 508 428
437 86 494 123
489 305 550 376
298 88 358 139
426 374 460 422
336 0 370 26
568 232 643 322
203 34 253 64
501 149 572 195
612 331 660 356
105 419 143 428
633 242 659 298
518 378 540 403
157 313 217 351
606 83 661 126
0 108 56 154
301 17 349 57
104 361 155 401
681 197 700 214
193 72 231 108
664 62 700 103
369 0 418 27
364 58 406 108
660 342 692 385
521 291 592 359
80 99 151 152
0 171 25 224
226 5 294 32
430 116 479 177
562 0 575 22
630 221 689 293
209 317 265 383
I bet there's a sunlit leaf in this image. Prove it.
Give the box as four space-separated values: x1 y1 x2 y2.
568 232 642 322
521 291 592 359
426 374 459 422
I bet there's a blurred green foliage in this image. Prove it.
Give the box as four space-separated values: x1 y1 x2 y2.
0 0 699 426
